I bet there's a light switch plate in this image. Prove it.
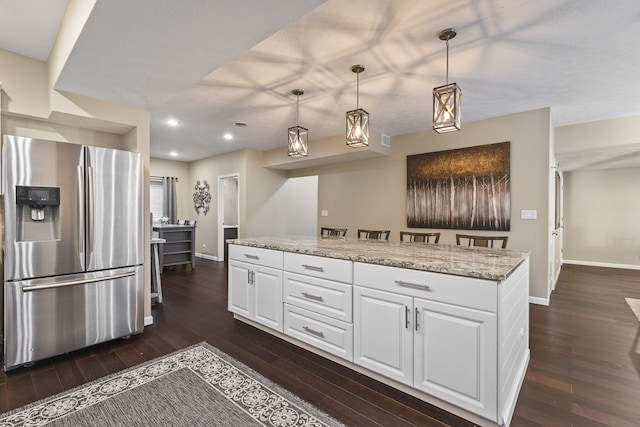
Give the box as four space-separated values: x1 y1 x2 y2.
521 209 537 220
321 210 328 217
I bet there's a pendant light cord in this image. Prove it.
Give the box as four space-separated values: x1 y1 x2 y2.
296 93 299 125
356 71 360 109
446 38 449 85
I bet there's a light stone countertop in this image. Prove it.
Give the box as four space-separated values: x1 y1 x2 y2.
228 236 529 281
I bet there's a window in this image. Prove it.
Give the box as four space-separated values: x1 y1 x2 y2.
150 177 164 223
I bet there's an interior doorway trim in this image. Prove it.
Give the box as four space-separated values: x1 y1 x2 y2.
217 173 239 262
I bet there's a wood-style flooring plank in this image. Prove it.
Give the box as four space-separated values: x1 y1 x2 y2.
1 260 640 427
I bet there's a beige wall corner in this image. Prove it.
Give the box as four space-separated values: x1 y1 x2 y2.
150 157 192 220
1 41 153 320
289 108 552 300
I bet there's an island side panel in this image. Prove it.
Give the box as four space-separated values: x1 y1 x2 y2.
498 257 530 426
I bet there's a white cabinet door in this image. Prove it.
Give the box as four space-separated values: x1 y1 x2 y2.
228 260 252 319
353 286 413 386
414 298 497 422
228 260 283 333
253 265 283 332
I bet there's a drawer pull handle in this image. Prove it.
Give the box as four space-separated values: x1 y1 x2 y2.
395 280 430 291
302 264 325 272
301 292 324 302
244 254 259 260
302 326 325 338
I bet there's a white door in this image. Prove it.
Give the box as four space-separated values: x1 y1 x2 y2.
228 260 252 319
218 174 239 262
253 265 284 332
414 298 498 421
353 286 413 386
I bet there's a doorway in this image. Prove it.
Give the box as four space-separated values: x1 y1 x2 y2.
218 173 239 262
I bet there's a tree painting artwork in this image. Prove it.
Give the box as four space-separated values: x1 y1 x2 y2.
407 142 511 231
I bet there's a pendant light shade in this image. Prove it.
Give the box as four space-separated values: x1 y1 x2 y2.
346 65 369 147
433 28 461 133
288 89 308 157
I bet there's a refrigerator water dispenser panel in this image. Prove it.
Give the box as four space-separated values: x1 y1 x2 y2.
15 186 61 241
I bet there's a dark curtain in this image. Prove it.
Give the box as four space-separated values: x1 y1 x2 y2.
162 177 178 224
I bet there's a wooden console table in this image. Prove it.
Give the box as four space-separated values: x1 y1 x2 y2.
152 224 196 270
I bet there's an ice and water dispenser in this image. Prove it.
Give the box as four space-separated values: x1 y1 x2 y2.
15 186 61 241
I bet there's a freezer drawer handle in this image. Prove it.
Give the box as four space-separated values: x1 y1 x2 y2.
395 280 430 291
301 292 324 302
302 264 325 272
302 326 325 338
21 271 136 292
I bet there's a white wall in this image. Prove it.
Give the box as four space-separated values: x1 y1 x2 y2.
278 175 318 236
563 167 640 267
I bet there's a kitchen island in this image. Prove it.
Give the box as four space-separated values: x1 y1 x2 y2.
227 237 530 427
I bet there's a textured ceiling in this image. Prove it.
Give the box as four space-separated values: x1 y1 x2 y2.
2 0 640 169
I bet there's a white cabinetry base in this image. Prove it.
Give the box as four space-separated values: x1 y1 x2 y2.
233 313 528 427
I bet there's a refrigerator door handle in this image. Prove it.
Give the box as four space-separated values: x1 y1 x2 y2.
78 165 86 269
87 165 95 262
21 271 136 292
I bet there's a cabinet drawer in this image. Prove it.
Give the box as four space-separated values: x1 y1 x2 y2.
284 272 352 322
160 230 192 241
354 262 497 312
284 304 353 362
284 252 352 283
229 245 283 269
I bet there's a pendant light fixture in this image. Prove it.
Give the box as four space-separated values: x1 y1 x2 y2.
346 64 369 147
433 28 461 133
288 89 308 157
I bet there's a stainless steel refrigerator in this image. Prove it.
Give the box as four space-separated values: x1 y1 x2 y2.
1 135 144 370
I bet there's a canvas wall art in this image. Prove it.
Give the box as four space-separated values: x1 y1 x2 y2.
407 141 511 231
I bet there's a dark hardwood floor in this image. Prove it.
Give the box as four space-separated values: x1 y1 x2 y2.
1 260 639 426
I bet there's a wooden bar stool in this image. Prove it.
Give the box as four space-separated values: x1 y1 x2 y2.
400 231 440 243
321 227 347 237
357 229 390 240
455 234 508 248
150 237 166 303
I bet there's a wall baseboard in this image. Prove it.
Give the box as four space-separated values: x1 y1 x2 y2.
563 259 640 271
196 253 219 261
144 315 154 326
529 296 549 306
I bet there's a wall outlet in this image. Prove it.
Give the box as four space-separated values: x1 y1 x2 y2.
202 243 206 248
321 210 328 217
521 210 537 220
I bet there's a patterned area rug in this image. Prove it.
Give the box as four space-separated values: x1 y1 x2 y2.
626 298 640 322
0 342 345 427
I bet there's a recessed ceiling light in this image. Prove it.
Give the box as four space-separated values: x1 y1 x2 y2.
166 118 179 127
169 151 178 157
223 133 233 140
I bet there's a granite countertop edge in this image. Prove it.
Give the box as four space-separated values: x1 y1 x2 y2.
228 237 530 281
